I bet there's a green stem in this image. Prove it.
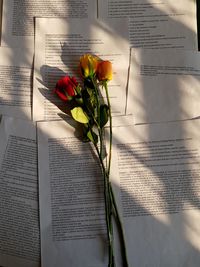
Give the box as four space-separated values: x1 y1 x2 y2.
91 77 104 159
109 184 129 267
104 82 112 175
91 78 114 267
94 144 114 267
104 81 115 267
104 81 129 267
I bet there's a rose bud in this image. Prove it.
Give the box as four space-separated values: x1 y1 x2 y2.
79 54 99 78
97 60 112 81
54 76 78 101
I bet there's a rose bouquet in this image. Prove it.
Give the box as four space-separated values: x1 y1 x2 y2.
54 54 128 267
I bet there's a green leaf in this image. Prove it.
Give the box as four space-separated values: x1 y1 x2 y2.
84 78 95 89
75 96 83 105
81 88 98 121
71 107 89 124
100 104 109 128
87 129 98 144
86 87 96 105
75 85 82 94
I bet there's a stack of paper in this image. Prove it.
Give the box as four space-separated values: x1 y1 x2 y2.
0 0 200 267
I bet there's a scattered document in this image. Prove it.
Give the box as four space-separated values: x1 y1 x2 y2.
37 119 107 267
37 117 200 266
0 116 40 267
0 1 200 266
98 0 197 49
1 0 97 49
33 18 130 121
0 0 2 38
127 49 200 123
110 119 200 267
0 46 33 120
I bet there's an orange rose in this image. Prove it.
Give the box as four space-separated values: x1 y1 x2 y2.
96 60 112 81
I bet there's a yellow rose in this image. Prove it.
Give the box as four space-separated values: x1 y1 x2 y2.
79 54 99 78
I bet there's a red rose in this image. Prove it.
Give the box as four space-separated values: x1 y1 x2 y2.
54 76 78 101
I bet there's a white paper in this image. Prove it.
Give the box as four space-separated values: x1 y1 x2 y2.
0 0 2 38
127 48 200 123
111 114 134 127
37 119 108 267
110 119 200 267
0 116 40 267
98 0 197 50
1 0 97 49
0 46 33 120
33 18 130 121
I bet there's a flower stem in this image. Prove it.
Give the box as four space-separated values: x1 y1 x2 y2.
104 81 129 267
109 184 129 267
104 82 112 175
94 144 114 267
91 77 104 158
91 78 114 267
